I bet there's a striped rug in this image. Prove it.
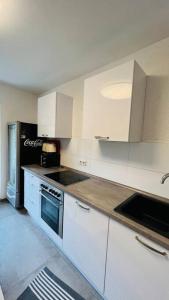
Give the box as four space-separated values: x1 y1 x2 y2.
17 267 85 300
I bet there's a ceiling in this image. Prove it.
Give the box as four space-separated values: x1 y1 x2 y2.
0 0 169 94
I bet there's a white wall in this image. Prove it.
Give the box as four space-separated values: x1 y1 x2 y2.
48 36 169 199
0 82 37 198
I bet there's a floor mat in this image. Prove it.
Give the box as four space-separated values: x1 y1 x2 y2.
17 267 85 300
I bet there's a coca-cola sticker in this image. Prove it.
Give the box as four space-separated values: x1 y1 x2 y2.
24 139 43 147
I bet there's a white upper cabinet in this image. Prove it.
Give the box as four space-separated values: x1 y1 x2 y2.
83 60 146 142
38 92 73 138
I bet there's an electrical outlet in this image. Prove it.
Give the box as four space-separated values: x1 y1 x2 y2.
83 160 87 166
80 160 87 166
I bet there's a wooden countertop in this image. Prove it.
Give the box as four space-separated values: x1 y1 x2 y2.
22 164 169 251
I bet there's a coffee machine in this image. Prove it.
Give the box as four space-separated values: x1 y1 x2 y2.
41 141 60 168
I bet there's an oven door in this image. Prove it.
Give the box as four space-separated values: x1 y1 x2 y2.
40 190 63 238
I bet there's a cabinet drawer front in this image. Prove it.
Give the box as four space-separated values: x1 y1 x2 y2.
24 172 30 210
24 171 40 218
105 219 169 300
29 173 40 186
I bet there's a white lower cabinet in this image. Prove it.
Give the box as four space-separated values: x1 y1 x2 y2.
24 172 169 299
105 219 169 300
63 193 109 294
24 171 40 222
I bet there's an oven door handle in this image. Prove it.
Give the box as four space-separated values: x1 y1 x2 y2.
40 192 63 208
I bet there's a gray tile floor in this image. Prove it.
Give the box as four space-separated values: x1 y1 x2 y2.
0 200 102 300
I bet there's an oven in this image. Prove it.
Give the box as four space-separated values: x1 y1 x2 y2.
40 183 64 238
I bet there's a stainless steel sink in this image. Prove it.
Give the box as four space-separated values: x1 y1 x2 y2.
114 193 169 239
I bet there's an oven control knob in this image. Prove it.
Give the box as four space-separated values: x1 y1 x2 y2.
57 193 61 197
41 184 48 189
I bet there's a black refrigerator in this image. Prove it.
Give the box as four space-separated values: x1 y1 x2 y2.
7 122 43 208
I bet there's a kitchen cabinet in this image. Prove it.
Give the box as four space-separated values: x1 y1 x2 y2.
105 219 169 300
24 171 63 248
83 60 146 142
38 91 73 138
24 171 40 221
63 193 109 294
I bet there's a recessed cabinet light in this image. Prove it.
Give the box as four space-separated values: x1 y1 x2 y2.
100 82 132 100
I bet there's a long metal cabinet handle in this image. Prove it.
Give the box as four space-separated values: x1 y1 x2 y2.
95 136 109 140
75 200 90 211
135 236 168 257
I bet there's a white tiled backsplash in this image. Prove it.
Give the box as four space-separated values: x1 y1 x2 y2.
60 138 169 199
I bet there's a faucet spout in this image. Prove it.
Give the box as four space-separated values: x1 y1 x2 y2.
161 173 169 184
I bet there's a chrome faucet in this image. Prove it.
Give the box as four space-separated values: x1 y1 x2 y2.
161 173 169 184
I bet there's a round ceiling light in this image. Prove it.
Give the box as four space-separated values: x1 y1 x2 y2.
100 82 132 100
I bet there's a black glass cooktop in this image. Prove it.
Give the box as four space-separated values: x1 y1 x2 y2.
45 170 89 186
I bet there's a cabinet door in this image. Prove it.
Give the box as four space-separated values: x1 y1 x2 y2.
63 193 109 294
29 174 40 220
83 61 134 141
55 93 73 138
105 219 169 300
83 60 146 142
38 92 56 137
24 172 40 221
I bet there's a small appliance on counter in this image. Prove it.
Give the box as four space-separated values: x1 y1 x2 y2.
41 141 60 168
